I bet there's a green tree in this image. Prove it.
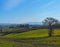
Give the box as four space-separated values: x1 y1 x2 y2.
43 17 59 37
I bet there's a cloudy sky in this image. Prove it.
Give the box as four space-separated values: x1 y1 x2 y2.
0 0 60 23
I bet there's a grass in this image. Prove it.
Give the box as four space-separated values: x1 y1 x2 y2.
3 29 48 38
2 27 24 32
54 29 60 35
0 41 33 47
0 29 60 47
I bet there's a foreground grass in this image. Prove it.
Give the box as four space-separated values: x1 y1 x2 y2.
0 29 60 47
0 36 60 47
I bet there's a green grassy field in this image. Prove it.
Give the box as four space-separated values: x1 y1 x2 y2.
3 29 48 38
0 29 60 47
2 27 24 32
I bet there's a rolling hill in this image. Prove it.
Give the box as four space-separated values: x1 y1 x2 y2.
0 29 60 47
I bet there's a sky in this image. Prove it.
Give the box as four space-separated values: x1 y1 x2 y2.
0 0 60 24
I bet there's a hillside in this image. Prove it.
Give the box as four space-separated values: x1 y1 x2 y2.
0 29 60 47
2 29 60 38
3 29 48 38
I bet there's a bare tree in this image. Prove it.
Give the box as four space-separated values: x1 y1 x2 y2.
43 17 59 37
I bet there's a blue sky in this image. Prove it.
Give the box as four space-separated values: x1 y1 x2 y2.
0 0 60 24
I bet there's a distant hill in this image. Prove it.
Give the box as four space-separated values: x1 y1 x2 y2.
26 22 42 25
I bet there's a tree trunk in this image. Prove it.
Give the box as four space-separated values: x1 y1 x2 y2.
48 24 53 37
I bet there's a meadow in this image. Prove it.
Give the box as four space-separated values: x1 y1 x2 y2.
0 29 60 47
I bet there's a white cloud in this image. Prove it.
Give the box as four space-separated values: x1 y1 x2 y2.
4 0 23 10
